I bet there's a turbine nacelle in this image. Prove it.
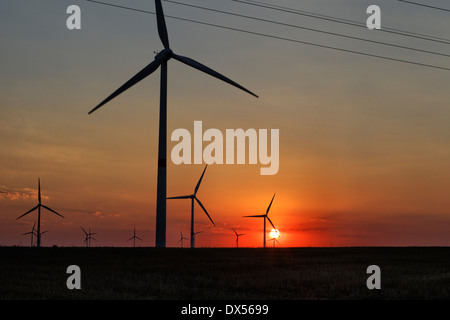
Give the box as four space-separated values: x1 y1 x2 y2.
155 48 173 62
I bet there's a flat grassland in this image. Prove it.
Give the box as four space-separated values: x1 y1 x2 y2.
0 247 448 300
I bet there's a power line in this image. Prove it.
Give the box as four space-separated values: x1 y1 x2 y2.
233 0 450 45
165 0 450 58
398 0 450 13
82 0 450 71
243 0 449 43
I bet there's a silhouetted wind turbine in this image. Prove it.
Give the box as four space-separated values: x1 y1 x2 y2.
167 165 214 248
81 227 97 248
16 178 64 248
22 222 36 247
128 227 143 248
232 228 245 248
37 230 49 246
268 237 280 248
178 230 188 248
243 193 276 248
88 0 257 248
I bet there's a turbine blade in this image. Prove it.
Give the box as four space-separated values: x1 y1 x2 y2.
167 195 192 199
266 193 276 215
155 0 170 49
16 205 39 220
42 205 64 218
22 232 33 235
88 57 164 114
194 165 207 196
243 214 265 218
195 197 215 226
136 236 143 241
128 236 134 241
232 228 238 236
266 216 276 230
81 227 88 235
172 53 258 98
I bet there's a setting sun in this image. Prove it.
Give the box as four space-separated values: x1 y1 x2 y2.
270 229 280 239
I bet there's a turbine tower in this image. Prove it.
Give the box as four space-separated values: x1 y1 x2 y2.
88 0 258 248
243 193 276 248
232 228 245 248
128 227 143 248
167 165 214 248
16 178 64 248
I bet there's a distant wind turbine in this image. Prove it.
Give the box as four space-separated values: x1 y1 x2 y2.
167 165 214 248
128 227 143 248
232 228 245 248
88 0 258 248
243 193 276 248
16 178 64 248
36 230 49 246
21 222 36 247
268 237 280 248
81 227 97 248
178 230 188 248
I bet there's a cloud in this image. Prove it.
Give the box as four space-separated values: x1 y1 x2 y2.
309 218 329 222
0 187 46 201
90 211 120 219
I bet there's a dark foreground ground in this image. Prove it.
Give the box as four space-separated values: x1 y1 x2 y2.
0 247 449 300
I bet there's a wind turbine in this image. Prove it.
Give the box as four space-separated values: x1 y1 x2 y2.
36 230 49 246
167 165 214 248
16 178 64 248
22 222 36 247
128 227 143 248
81 227 97 248
232 228 245 248
192 230 204 246
243 193 276 248
178 230 188 248
88 0 258 248
268 237 280 248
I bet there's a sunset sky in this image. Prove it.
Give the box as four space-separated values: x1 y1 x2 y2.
1 0 450 247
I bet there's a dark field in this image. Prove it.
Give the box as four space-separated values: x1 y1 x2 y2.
0 247 449 300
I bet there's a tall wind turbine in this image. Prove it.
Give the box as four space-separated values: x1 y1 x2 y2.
178 230 188 248
243 193 276 248
128 227 143 248
167 165 214 248
16 178 64 248
232 228 245 248
88 0 258 248
22 222 36 247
